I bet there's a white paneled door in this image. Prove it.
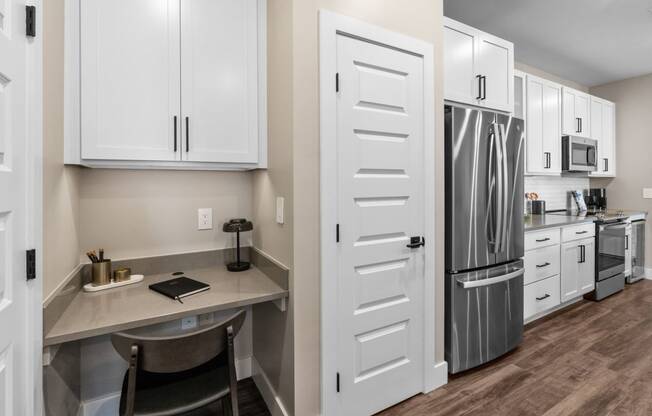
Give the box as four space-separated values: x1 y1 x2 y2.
0 1 30 414
335 33 425 415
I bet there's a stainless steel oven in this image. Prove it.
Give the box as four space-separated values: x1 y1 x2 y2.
589 219 627 300
562 136 598 172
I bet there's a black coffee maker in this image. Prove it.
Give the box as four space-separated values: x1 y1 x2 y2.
584 188 607 212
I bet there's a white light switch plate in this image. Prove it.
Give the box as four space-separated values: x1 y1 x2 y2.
276 197 284 224
644 188 652 199
198 208 213 230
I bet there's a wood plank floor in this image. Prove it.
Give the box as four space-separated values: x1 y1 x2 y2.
378 279 652 416
193 378 271 416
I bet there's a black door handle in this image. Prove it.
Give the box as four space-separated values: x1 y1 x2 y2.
185 116 190 152
481 76 487 100
173 116 178 152
406 236 425 249
476 75 482 100
604 158 608 172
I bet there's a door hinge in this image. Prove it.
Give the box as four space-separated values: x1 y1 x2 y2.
336 372 340 393
335 73 339 92
336 224 340 243
26 249 36 281
25 6 36 37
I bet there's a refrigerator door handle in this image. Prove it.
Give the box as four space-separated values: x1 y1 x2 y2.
491 122 509 254
456 267 524 289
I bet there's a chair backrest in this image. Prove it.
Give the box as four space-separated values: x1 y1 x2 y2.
111 310 246 373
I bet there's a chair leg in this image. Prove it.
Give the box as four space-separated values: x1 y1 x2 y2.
222 398 232 416
227 326 239 416
125 345 139 416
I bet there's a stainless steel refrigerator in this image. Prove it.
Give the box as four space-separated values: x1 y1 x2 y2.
444 105 525 374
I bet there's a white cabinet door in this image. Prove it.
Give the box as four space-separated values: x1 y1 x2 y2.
181 0 259 163
562 87 590 138
443 19 479 106
591 99 616 177
560 240 581 302
81 0 180 161
525 74 561 174
579 238 595 294
477 34 513 113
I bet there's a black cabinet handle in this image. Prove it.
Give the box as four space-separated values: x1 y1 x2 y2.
544 152 551 169
173 116 178 152
578 245 586 263
604 158 608 172
185 116 190 152
476 75 482 100
576 231 588 235
406 236 425 249
536 262 551 268
536 237 551 242
626 236 629 250
536 294 551 301
579 118 582 133
481 76 487 100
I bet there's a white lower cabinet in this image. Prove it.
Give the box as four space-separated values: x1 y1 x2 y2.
561 237 595 302
524 275 561 321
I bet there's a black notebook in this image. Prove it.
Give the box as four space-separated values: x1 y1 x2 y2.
149 277 210 302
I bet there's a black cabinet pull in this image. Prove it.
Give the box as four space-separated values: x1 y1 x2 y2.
185 116 190 152
406 236 425 249
536 294 551 301
579 118 582 133
578 245 586 263
576 230 588 235
173 116 178 152
604 158 608 172
476 75 482 100
481 76 487 100
626 236 629 250
536 262 551 268
536 237 550 242
544 152 551 169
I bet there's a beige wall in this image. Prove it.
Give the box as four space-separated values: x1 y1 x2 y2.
44 0 82 302
590 73 652 267
516 62 589 92
291 1 445 414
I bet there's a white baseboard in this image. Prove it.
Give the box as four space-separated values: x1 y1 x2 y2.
80 356 253 416
252 357 289 416
423 360 448 393
645 268 652 280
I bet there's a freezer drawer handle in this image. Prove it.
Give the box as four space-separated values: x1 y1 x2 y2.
456 267 524 289
536 262 551 268
536 237 550 242
536 294 551 301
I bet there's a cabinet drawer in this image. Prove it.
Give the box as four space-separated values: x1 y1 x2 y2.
524 245 560 285
562 223 595 242
524 275 561 320
525 228 560 251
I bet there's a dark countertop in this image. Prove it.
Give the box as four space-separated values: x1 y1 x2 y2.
524 214 596 232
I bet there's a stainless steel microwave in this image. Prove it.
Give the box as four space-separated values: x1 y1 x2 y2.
562 136 598 172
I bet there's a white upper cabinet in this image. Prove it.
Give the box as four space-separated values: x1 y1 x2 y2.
590 97 616 177
443 17 514 113
72 0 267 169
562 87 591 138
81 0 181 161
181 0 260 164
525 74 561 175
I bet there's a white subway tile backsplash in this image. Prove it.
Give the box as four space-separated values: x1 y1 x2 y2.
524 175 590 211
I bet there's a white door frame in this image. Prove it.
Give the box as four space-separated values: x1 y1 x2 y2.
25 1 43 414
319 10 438 415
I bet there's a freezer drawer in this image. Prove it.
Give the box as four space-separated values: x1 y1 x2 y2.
445 260 524 374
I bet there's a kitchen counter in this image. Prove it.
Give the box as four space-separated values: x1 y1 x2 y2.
524 214 596 232
44 265 288 346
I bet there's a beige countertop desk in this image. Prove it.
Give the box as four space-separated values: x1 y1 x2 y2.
44 265 288 346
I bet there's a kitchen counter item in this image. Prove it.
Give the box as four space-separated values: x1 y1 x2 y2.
531 200 546 215
92 261 112 286
525 214 596 232
113 267 131 282
223 219 253 272
83 274 144 293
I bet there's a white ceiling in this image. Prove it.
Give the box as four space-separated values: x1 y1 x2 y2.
444 0 652 87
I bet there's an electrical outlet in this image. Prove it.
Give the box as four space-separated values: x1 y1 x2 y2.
197 208 213 230
276 197 284 224
644 188 652 199
199 313 214 326
181 316 198 330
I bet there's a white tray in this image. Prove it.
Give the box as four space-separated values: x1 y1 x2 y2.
83 274 144 292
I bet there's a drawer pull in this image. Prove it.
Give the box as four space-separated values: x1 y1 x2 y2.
536 294 551 301
536 237 551 242
576 231 588 235
536 262 551 268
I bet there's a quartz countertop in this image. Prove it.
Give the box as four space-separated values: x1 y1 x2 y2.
44 265 288 346
524 214 596 232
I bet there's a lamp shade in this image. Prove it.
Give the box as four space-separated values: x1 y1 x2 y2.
222 218 253 233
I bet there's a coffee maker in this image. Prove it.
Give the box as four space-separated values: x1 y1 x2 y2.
584 188 607 212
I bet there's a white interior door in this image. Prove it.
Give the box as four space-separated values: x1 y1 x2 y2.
335 33 425 416
0 1 30 413
180 0 259 163
81 0 180 161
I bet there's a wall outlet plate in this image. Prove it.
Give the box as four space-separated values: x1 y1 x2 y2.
181 316 198 330
643 188 652 199
276 197 284 224
198 208 213 230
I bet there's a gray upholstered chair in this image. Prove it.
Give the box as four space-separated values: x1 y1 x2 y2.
111 310 246 416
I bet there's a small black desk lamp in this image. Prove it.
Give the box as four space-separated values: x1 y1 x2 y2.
223 218 253 272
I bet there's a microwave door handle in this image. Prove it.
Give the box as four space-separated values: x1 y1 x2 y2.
456 267 524 289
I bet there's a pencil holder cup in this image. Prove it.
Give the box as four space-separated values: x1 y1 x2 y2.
92 260 112 286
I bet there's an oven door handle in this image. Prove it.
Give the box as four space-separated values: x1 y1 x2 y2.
456 268 524 289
